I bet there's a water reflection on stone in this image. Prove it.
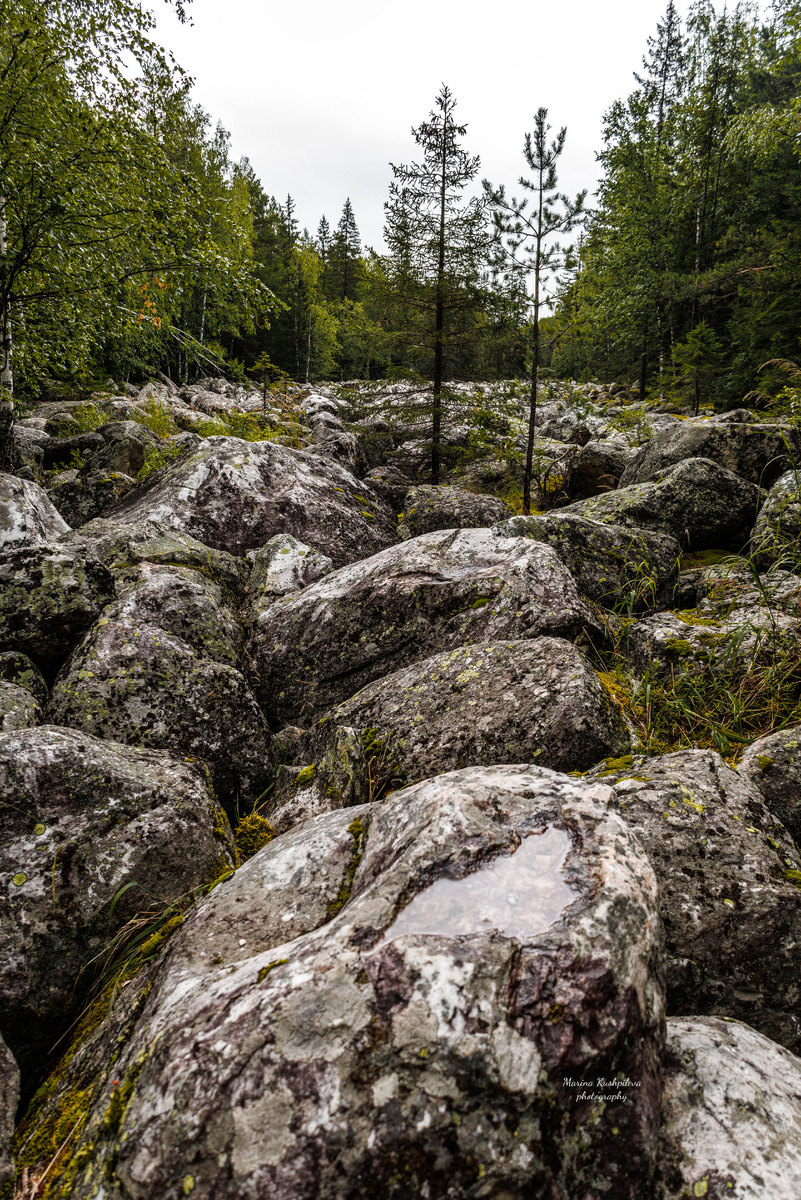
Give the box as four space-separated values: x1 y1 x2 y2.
384 826 577 941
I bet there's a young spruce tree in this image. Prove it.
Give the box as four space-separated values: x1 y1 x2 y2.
384 85 487 483
485 109 586 514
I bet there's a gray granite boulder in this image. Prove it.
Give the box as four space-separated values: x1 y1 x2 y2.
244 527 604 726
60 516 248 602
397 484 510 540
567 438 637 497
749 468 801 570
108 561 244 666
656 1017 801 1200
0 544 115 675
0 725 236 1085
0 474 69 549
103 436 396 565
738 725 801 846
48 607 276 819
591 748 801 1051
17 764 665 1200
0 1033 17 1192
562 457 763 551
494 511 680 609
621 419 801 488
295 638 629 804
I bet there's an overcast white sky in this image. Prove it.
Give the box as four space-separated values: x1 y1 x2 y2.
155 0 763 251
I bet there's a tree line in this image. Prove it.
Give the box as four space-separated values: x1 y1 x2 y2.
3 0 801 421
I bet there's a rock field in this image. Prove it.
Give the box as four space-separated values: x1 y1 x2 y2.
2 376 801 1198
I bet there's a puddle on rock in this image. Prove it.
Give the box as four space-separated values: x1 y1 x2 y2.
384 826 578 942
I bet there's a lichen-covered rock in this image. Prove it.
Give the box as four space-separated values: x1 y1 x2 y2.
0 652 47 708
0 725 236 1084
268 725 368 834
397 484 509 540
589 748 801 1051
40 431 105 471
107 562 243 666
0 681 40 730
567 438 637 497
656 1017 801 1200
364 464 411 510
244 527 604 726
243 533 333 615
0 544 115 674
749 468 801 570
0 1033 18 1192
103 436 396 564
623 600 801 680
60 516 248 602
621 419 801 488
0 473 69 549
738 725 801 846
19 764 665 1200
562 457 763 550
48 616 277 817
494 511 680 609
298 638 629 803
47 436 144 526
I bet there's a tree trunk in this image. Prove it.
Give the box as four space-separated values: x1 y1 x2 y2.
0 194 12 398
432 110 448 487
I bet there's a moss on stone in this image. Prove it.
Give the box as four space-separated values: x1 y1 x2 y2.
326 817 367 919
235 812 274 861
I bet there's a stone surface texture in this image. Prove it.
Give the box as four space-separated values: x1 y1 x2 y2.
104 436 396 565
562 457 763 550
297 637 629 795
397 484 510 540
620 418 801 489
0 474 69 549
0 725 236 1083
591 748 801 1052
0 544 115 674
656 1016 801 1200
493 512 680 609
244 527 604 726
17 764 665 1200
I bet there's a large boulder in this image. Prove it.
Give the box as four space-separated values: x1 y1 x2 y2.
397 484 509 540
243 527 604 726
0 544 115 675
16 765 665 1200
621 418 801 488
108 561 244 666
0 1034 17 1192
562 457 763 551
103 436 396 565
0 725 236 1084
60 516 248 602
0 473 69 549
591 748 801 1051
48 606 277 818
738 725 801 846
656 1016 801 1199
749 468 801 570
567 438 637 498
295 638 629 802
493 511 680 609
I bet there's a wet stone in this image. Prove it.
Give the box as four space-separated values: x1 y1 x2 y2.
20 764 665 1200
383 826 577 941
